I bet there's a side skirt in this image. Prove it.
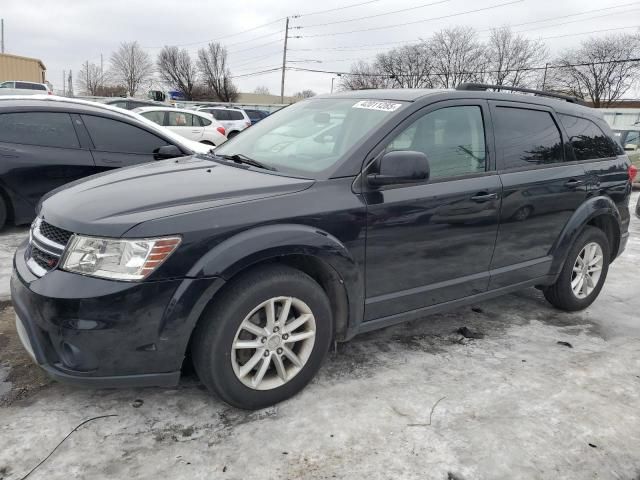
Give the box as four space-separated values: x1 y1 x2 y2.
355 275 555 335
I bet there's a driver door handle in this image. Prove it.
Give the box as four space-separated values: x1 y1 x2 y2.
564 179 584 188
470 192 498 202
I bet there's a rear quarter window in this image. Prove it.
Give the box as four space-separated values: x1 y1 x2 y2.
559 114 617 160
0 112 80 148
229 110 244 120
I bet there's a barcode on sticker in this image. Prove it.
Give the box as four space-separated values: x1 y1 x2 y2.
352 100 402 112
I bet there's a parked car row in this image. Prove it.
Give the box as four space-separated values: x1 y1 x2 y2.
0 95 217 229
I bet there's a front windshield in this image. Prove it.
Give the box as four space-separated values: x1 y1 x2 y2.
214 98 407 177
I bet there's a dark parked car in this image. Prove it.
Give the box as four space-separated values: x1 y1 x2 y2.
244 109 270 124
102 98 161 110
12 85 634 410
0 96 205 229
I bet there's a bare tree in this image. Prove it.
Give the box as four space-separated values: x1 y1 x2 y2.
427 27 487 88
109 41 154 97
253 85 271 95
485 26 548 87
157 46 198 100
77 61 106 96
376 43 435 88
340 61 394 90
197 42 239 102
550 33 640 107
294 89 316 99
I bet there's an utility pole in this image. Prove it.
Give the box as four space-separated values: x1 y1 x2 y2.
68 70 73 97
1 19 5 54
62 70 65 96
280 17 289 104
100 54 103 77
542 63 549 90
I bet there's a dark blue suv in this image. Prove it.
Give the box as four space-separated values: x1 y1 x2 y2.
12 85 634 409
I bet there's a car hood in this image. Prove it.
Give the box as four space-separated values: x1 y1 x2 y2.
39 155 314 237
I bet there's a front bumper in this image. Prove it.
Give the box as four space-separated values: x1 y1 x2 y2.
11 240 225 388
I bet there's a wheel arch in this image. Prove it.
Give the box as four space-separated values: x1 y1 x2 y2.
550 195 622 275
186 224 364 342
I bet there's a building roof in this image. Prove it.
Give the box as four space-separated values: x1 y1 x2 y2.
0 52 46 71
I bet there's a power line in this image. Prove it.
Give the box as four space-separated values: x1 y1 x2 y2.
289 26 640 66
301 0 525 38
538 25 640 40
513 7 640 34
286 57 640 77
228 39 283 55
296 0 383 18
288 7 640 54
230 67 282 79
225 30 285 48
299 0 452 29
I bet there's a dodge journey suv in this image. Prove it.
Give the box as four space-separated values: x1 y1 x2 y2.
12 85 634 409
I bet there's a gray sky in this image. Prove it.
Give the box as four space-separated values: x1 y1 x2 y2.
1 0 638 97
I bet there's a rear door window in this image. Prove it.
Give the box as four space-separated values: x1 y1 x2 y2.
167 112 197 127
558 114 616 160
140 110 166 126
0 112 80 148
494 107 563 169
228 110 244 120
81 115 169 153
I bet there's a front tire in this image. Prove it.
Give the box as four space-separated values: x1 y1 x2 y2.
192 265 333 410
544 226 610 311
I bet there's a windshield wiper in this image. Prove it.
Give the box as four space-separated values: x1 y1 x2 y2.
216 153 277 171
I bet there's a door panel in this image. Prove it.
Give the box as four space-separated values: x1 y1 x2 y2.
363 100 500 322
489 101 588 288
0 143 96 207
491 165 587 287
364 175 501 320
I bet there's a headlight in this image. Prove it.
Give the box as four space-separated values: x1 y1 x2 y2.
61 235 181 281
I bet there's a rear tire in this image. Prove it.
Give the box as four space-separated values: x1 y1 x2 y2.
544 226 610 311
227 131 239 139
192 265 333 410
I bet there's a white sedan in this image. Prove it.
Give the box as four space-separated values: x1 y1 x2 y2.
133 106 227 147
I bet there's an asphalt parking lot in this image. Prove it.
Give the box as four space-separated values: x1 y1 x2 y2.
1 192 639 480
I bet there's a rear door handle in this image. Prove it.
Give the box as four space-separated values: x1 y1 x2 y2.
564 179 584 188
470 192 498 202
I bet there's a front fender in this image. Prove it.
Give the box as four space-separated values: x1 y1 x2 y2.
549 195 621 275
187 224 365 336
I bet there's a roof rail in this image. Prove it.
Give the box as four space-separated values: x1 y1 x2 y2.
456 83 586 105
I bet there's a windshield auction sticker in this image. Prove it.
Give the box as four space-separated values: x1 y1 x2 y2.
352 100 402 112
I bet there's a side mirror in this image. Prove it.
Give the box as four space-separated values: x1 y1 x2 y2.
367 150 430 187
154 144 183 160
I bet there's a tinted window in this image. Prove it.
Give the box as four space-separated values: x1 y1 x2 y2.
494 107 563 168
0 112 80 148
209 109 230 121
624 130 640 147
229 110 244 121
108 101 128 109
559 114 617 160
166 111 197 127
385 106 486 179
140 110 165 126
0 82 14 88
82 115 169 154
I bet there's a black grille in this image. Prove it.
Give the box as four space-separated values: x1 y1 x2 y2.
39 221 73 246
31 245 59 271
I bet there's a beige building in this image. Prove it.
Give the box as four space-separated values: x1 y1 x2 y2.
0 53 47 83
235 92 297 105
